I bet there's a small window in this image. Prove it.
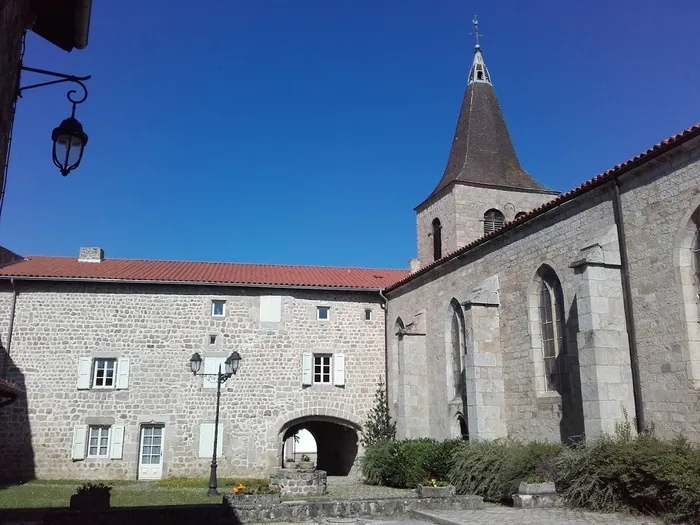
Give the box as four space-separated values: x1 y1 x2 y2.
87 426 110 458
432 218 442 261
364 308 372 321
484 209 505 234
212 300 226 317
515 212 527 220
317 306 330 321
92 358 116 388
209 335 217 345
313 354 332 384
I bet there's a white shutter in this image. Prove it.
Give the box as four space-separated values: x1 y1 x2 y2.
71 425 87 460
202 357 225 389
301 353 312 386
198 423 223 458
77 358 92 389
116 358 130 389
110 425 125 459
333 354 345 386
260 295 282 323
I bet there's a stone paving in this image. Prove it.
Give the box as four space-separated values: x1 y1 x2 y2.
323 476 416 500
414 508 664 525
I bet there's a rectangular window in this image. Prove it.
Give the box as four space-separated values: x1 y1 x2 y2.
313 354 332 384
93 358 116 388
209 335 217 345
317 306 330 321
87 426 110 458
364 308 372 321
212 300 226 317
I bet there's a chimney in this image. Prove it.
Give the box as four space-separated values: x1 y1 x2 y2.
409 258 420 273
78 247 104 263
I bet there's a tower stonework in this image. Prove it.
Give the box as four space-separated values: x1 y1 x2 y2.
416 42 559 267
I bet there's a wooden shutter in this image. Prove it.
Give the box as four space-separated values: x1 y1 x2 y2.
198 423 223 458
71 425 87 460
110 425 125 459
260 295 282 323
301 353 312 386
116 358 130 389
333 354 345 386
77 358 92 389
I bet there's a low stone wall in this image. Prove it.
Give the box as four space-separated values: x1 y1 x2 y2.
512 481 562 509
269 468 327 497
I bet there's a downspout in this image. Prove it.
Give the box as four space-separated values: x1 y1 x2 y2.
378 289 389 412
2 278 18 380
612 180 645 434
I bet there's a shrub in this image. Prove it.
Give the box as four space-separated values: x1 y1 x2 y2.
555 434 700 524
448 439 564 503
426 439 465 481
360 378 397 447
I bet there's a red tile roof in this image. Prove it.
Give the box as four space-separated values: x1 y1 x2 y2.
387 122 700 292
0 256 409 290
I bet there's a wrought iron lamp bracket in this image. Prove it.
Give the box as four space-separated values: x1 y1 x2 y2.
19 66 91 116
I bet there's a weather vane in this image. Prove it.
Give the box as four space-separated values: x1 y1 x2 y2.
472 15 482 46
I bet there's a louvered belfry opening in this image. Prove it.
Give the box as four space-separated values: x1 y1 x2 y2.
483 209 505 234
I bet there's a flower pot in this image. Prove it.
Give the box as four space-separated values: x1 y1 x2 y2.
70 492 111 511
416 484 456 498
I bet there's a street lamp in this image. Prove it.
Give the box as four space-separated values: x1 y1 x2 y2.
189 350 242 496
18 66 91 177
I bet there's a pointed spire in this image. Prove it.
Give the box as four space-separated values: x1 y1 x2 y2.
423 17 556 201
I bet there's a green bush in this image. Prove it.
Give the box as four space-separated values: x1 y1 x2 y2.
555 434 700 524
361 438 462 488
448 439 564 503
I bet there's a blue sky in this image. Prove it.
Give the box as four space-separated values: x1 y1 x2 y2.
3 0 699 269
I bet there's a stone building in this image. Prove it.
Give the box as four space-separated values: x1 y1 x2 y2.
1 31 699 482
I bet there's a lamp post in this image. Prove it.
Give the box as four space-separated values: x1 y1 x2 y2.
189 350 241 497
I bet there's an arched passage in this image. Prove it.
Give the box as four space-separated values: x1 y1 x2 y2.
279 415 360 476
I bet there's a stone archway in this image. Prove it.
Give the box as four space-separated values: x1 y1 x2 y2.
277 411 361 476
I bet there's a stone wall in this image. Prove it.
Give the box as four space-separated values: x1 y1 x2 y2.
389 138 700 443
269 468 327 497
415 184 555 268
0 281 384 481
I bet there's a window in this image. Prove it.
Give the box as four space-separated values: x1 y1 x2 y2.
87 426 110 458
515 212 527 220
537 268 564 392
449 299 466 398
313 354 332 384
432 218 442 261
209 335 217 345
317 306 330 321
364 308 372 321
93 358 116 388
484 209 505 234
212 300 226 317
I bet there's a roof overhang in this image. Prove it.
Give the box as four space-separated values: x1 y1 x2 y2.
30 0 92 51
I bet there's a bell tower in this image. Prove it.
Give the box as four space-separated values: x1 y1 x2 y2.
415 17 559 268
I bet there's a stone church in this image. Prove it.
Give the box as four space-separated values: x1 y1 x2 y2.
1 38 699 481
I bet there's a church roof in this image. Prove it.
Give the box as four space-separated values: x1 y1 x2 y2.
424 44 556 204
0 255 407 291
390 122 700 293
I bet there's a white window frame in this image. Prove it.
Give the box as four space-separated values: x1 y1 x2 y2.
211 300 226 317
364 308 372 321
313 354 332 384
87 426 111 458
92 358 117 389
317 306 330 321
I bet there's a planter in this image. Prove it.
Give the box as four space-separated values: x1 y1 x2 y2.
513 481 561 509
296 461 314 469
225 492 281 507
69 492 111 511
518 481 556 495
415 485 456 498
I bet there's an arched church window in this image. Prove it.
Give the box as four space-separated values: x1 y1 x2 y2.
432 218 442 261
537 266 565 392
449 299 466 398
484 209 505 234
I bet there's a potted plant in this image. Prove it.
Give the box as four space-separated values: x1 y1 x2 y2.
70 482 112 511
415 478 455 498
296 454 314 469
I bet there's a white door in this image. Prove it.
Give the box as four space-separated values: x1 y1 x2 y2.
138 425 164 480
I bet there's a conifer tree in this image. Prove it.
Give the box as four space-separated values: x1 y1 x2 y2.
361 377 397 447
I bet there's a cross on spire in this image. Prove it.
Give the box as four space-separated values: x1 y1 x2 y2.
471 15 482 47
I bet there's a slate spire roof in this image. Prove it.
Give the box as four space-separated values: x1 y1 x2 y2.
427 42 557 200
